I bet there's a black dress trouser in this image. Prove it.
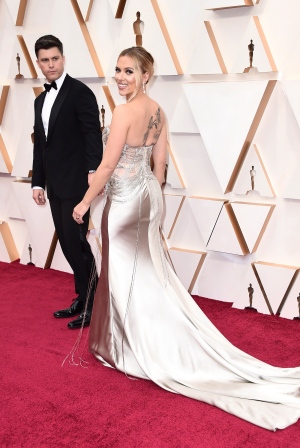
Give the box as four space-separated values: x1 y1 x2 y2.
49 190 97 309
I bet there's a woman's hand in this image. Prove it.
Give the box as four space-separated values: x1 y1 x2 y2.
72 200 90 224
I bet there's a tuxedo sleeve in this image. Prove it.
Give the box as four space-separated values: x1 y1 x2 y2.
31 100 46 189
75 85 103 171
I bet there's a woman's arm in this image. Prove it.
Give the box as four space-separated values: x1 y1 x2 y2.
152 122 167 186
73 104 130 222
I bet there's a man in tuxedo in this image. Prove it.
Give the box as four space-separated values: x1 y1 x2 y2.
32 35 103 329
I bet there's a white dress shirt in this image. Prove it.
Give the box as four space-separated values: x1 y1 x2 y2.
42 71 67 137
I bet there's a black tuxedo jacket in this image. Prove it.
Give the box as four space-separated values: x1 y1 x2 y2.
32 74 103 200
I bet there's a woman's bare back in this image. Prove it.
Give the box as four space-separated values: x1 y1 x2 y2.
124 96 165 147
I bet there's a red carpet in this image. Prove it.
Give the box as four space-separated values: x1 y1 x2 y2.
1 261 300 447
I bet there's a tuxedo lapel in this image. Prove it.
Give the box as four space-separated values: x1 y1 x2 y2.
36 91 47 141
47 74 72 140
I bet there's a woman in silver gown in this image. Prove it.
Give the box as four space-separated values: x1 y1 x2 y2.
73 47 300 431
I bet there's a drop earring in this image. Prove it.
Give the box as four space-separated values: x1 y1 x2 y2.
142 82 146 93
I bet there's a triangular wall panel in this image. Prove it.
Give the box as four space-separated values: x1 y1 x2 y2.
253 261 299 315
106 0 178 76
155 0 222 75
279 274 300 320
170 91 199 134
77 0 93 21
233 144 275 197
188 197 225 246
206 203 247 255
231 202 275 253
0 221 19 262
209 15 274 73
183 80 274 193
232 266 270 314
12 182 55 269
168 248 206 292
4 0 28 26
162 194 185 238
168 199 206 251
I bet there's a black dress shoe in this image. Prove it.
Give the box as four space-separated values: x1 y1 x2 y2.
67 311 91 329
53 298 84 318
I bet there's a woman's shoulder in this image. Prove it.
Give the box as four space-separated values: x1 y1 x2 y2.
113 103 128 112
110 103 132 126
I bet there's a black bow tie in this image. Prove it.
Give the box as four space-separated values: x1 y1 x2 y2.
44 81 57 92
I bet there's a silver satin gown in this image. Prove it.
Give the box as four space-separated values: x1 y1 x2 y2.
89 128 300 430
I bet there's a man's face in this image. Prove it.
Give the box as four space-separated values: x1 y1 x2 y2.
36 47 65 82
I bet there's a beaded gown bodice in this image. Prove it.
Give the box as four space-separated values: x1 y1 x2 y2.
102 126 155 202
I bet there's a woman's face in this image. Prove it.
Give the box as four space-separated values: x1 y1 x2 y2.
115 55 138 99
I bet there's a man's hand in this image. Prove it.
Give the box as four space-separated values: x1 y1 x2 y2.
32 189 46 205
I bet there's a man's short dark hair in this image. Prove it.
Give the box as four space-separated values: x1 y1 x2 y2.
35 35 63 58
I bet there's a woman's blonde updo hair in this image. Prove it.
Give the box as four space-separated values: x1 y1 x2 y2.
118 47 154 101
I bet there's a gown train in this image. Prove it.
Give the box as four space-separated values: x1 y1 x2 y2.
89 128 300 430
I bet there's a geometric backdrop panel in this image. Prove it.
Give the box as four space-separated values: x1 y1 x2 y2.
183 80 271 192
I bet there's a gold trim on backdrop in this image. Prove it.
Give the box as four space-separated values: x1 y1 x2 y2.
44 231 58 269
0 222 19 261
255 261 300 270
88 218 102 253
13 179 31 183
252 204 275 252
0 134 12 173
32 87 44 97
88 217 94 231
205 1 253 11
70 0 104 77
17 35 38 78
253 143 276 196
190 196 226 202
151 0 183 75
253 261 300 316
102 86 116 112
161 231 174 269
204 21 228 74
16 0 28 26
230 202 275 253
277 269 299 315
188 253 207 293
251 262 274 314
0 86 9 125
115 0 127 18
167 196 186 239
253 16 277 72
85 0 94 21
95 235 102 254
225 203 249 255
167 141 185 188
225 80 277 193
168 247 207 293
168 247 205 256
